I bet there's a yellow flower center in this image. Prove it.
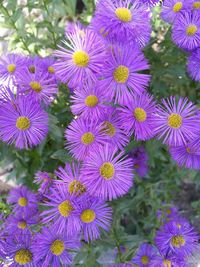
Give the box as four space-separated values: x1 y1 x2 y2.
168 113 182 129
163 260 172 267
186 24 198 36
18 197 27 207
29 81 42 93
17 221 27 229
16 117 31 131
29 65 35 73
81 132 95 145
100 162 115 180
81 209 96 223
115 7 132 22
186 147 191 153
134 163 140 169
134 108 147 122
72 50 89 67
103 121 116 137
193 1 200 8
85 95 99 107
113 65 129 83
173 2 183 12
171 235 186 248
48 66 55 73
166 209 171 215
68 180 86 195
141 255 149 265
50 240 65 256
7 64 16 73
14 249 32 265
58 200 74 217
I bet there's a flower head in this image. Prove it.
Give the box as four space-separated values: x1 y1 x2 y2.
34 171 53 195
132 243 157 267
187 48 200 82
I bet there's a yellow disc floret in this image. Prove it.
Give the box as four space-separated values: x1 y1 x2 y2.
73 50 89 67
68 180 86 195
100 162 115 180
7 64 16 73
29 81 42 93
85 95 99 107
134 108 147 122
81 132 95 145
48 66 55 73
171 235 186 248
193 1 200 8
81 209 96 223
163 260 172 267
18 221 27 229
14 249 32 265
115 7 132 22
186 25 198 36
141 255 149 265
113 65 129 83
103 121 116 137
58 200 74 217
16 117 31 131
50 240 65 255
173 2 183 12
18 197 28 207
168 113 182 129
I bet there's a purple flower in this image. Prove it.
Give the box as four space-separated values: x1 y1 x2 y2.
99 44 150 105
65 21 86 36
81 144 134 200
172 10 200 51
154 96 200 146
187 48 200 82
151 254 186 267
26 56 44 74
161 0 192 24
39 57 57 77
129 147 149 177
41 184 80 235
132 243 158 267
139 0 160 7
155 219 199 258
55 161 86 196
0 95 48 149
54 29 106 88
91 0 151 47
74 195 112 242
118 93 157 140
65 117 106 161
34 171 53 195
33 226 80 266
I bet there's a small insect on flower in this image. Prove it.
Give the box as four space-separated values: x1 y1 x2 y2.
55 161 86 196
172 10 200 51
91 0 151 47
65 117 106 161
0 95 48 149
34 171 53 195
33 226 81 266
118 93 157 140
75 195 112 242
81 144 134 200
187 48 200 82
100 44 150 105
132 243 158 267
54 28 106 88
154 96 200 147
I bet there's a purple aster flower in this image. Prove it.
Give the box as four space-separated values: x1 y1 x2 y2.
187 48 200 82
40 57 57 77
70 81 108 120
91 0 151 47
41 184 80 235
53 29 106 88
34 171 53 195
100 107 130 150
4 233 34 267
65 117 106 161
161 0 192 24
172 10 200 51
55 161 86 196
118 93 157 140
99 44 150 105
154 96 200 147
33 226 80 266
0 95 48 149
81 144 134 200
132 243 158 267
129 147 149 177
7 186 38 216
155 219 199 258
17 68 58 105
74 195 112 242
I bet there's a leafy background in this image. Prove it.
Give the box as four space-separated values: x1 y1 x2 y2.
0 0 200 265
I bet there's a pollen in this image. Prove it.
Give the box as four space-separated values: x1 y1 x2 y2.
81 209 96 223
85 95 99 107
7 64 16 73
48 66 55 73
14 249 32 265
100 162 115 179
50 240 65 255
134 108 147 122
163 260 172 267
115 7 132 22
16 117 31 131
168 113 182 129
173 2 183 12
73 50 90 67
18 221 27 229
171 235 186 248
193 1 200 8
18 197 28 207
141 255 149 265
103 121 116 137
186 24 198 36
58 200 74 217
29 81 42 93
81 132 95 145
68 180 86 195
113 65 129 83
